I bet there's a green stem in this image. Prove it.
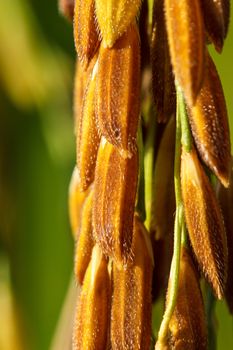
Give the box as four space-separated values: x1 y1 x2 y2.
169 203 183 299
176 85 192 153
174 93 182 206
156 86 183 348
156 209 183 348
148 0 154 26
177 86 190 246
181 218 188 247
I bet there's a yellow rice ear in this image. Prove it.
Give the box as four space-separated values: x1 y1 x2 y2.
93 138 138 265
76 60 100 191
68 167 91 238
74 189 94 285
74 0 100 69
168 247 208 349
95 0 141 48
164 0 205 106
188 53 231 188
151 0 176 123
181 148 228 299
111 214 153 350
73 245 111 349
96 24 140 158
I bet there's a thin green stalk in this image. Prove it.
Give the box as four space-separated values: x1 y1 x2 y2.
174 96 182 206
176 84 192 153
148 0 154 26
181 218 188 247
155 86 183 348
169 202 183 296
144 117 156 230
155 207 182 349
177 86 190 246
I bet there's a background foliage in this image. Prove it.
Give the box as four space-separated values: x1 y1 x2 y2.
0 0 232 349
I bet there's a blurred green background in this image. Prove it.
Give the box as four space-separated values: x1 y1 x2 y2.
0 1 232 349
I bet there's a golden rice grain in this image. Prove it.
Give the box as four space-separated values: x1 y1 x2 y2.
151 0 176 123
74 189 94 285
181 148 228 299
76 60 100 191
95 0 141 47
73 245 110 350
168 247 207 349
92 138 138 264
165 0 205 106
74 0 100 69
96 24 140 158
188 53 231 188
111 215 153 350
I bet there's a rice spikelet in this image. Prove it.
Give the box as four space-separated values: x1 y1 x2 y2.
74 0 100 69
93 138 138 264
73 245 110 349
68 167 90 238
168 247 207 349
96 24 140 158
181 148 228 299
111 215 153 349
76 60 101 191
95 0 141 47
74 189 94 285
188 53 231 188
164 0 205 106
151 0 176 123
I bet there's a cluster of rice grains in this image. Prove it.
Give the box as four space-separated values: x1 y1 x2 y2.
59 0 232 349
